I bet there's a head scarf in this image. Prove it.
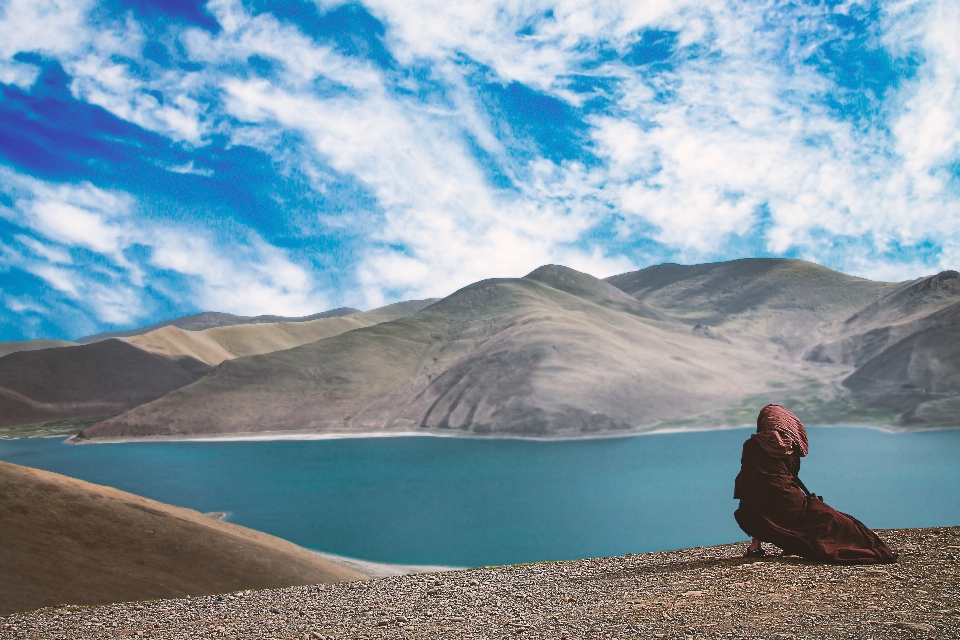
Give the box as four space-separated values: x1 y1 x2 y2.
754 404 808 458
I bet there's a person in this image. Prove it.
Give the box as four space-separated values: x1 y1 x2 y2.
733 404 897 564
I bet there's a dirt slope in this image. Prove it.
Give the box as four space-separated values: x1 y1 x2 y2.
0 461 364 615
79 266 814 440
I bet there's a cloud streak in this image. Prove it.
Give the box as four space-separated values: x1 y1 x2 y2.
0 0 959 339
0 167 324 334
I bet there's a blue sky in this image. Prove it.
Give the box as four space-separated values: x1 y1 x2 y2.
0 0 958 341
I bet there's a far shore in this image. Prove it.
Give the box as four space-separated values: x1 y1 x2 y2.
57 421 960 445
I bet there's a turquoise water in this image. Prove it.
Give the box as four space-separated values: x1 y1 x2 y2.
1 427 958 567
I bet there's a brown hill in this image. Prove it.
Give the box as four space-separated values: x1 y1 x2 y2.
607 260 960 426
11 258 951 441
75 308 360 344
842 301 960 415
78 265 816 441
0 461 364 615
122 299 438 367
0 339 78 359
0 339 208 429
0 300 436 430
605 258 899 356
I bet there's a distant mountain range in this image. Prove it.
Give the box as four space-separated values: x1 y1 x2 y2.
0 309 362 359
0 300 436 430
74 308 361 343
2 258 958 440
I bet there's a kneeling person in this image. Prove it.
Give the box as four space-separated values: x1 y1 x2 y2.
734 404 896 564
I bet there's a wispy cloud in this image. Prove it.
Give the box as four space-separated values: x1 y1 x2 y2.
0 167 326 334
0 0 959 340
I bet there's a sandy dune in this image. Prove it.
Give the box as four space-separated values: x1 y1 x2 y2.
0 461 364 615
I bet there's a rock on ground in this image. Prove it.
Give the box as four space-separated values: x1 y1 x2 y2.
3 527 958 640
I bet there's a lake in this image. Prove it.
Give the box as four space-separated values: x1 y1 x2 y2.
1 426 958 567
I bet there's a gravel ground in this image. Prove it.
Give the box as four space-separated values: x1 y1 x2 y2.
3 527 958 640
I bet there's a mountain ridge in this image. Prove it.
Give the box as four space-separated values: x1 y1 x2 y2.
5 258 958 439
0 300 437 430
74 308 362 344
78 263 837 441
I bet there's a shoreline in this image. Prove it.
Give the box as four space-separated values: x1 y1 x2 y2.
58 421 960 445
308 549 462 579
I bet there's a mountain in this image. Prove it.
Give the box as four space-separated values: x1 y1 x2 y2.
605 258 899 356
0 339 79 359
0 300 437 430
608 260 960 426
79 264 829 441
0 340 207 429
0 309 362 358
14 258 959 440
0 461 363 615
75 308 360 344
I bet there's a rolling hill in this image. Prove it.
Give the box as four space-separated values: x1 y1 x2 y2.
9 258 959 440
74 308 361 344
0 300 436 430
0 461 364 615
0 339 79 359
79 262 849 441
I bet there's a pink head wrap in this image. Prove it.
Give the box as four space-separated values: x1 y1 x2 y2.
754 404 809 458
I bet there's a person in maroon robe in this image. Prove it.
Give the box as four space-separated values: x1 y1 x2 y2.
734 404 897 563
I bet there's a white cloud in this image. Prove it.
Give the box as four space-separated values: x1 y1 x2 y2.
69 53 208 144
0 0 93 60
202 0 960 295
166 161 214 176
0 167 327 324
26 262 82 297
15 235 72 264
3 294 47 315
147 228 322 316
198 1 629 306
0 59 40 88
3 0 960 336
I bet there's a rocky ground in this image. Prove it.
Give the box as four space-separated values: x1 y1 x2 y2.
3 527 958 640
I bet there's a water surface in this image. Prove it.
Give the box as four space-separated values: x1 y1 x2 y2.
1 426 957 567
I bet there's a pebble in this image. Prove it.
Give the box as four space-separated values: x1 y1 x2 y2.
2 527 956 639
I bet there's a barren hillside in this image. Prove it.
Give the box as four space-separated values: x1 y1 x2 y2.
0 300 435 430
0 462 364 616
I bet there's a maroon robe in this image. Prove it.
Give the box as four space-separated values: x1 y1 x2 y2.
734 435 897 564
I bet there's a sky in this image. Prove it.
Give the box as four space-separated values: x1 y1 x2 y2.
0 0 958 341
